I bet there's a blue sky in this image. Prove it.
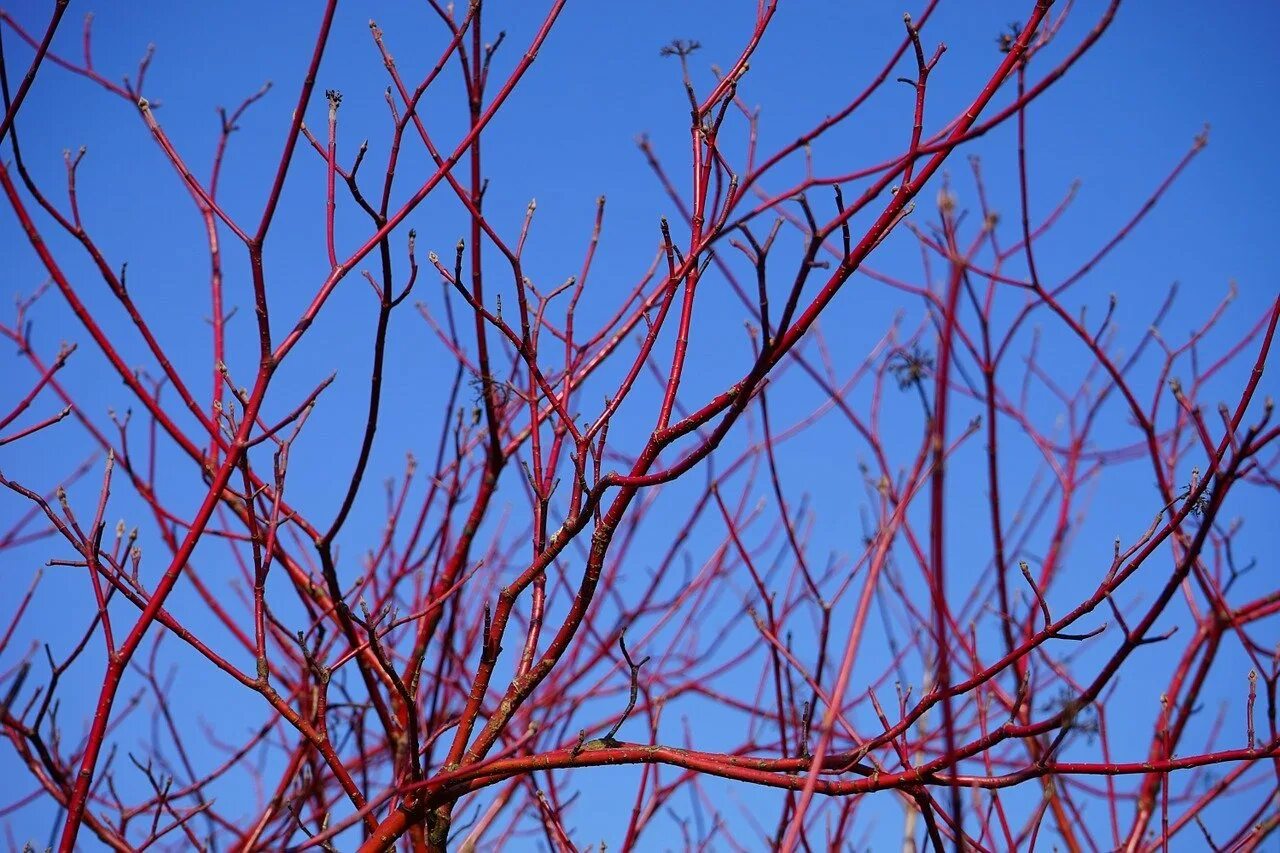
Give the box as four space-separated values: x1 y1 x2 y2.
2 1 1278 850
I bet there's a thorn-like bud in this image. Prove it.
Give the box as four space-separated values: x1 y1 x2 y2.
937 186 955 215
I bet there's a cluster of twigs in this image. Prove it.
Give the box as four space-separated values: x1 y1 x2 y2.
1 1 1276 851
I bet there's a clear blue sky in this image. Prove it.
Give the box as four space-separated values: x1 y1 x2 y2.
2 1 1277 850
